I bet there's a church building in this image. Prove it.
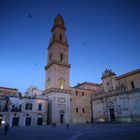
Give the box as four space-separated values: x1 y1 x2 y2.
0 15 140 126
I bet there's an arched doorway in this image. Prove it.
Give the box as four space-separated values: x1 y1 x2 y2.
12 116 19 126
109 108 115 121
59 110 65 124
37 117 43 125
25 116 31 126
60 114 64 124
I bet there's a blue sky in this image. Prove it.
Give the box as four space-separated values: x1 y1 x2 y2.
0 0 140 92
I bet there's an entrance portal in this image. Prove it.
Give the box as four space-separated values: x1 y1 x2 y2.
12 117 19 126
25 117 31 126
109 108 115 121
60 114 64 124
37 118 43 125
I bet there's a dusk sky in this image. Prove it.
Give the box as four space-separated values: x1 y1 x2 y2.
0 0 140 92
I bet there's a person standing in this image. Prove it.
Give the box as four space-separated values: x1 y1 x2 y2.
4 123 9 135
66 123 69 130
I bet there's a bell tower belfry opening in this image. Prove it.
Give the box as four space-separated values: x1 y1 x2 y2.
44 15 71 124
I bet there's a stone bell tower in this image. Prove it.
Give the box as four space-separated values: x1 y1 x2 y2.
45 14 70 90
44 15 71 124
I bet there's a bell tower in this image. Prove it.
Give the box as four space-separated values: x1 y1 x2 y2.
45 14 70 90
44 15 71 124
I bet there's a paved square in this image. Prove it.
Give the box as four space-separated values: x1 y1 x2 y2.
0 124 140 140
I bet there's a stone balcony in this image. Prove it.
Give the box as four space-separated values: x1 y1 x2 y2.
43 88 71 95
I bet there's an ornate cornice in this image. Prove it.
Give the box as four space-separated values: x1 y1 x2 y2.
43 88 71 94
45 61 71 70
92 88 140 101
48 40 69 49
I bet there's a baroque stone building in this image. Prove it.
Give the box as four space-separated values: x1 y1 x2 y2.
44 15 140 124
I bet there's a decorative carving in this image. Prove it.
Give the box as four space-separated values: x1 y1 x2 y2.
58 97 66 103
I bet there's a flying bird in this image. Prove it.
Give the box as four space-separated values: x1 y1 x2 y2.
28 13 32 18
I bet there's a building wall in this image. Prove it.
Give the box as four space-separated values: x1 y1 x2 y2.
47 92 70 124
92 69 140 123
70 88 93 123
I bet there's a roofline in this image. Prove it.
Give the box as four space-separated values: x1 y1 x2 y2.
73 82 99 88
117 68 140 80
0 87 18 91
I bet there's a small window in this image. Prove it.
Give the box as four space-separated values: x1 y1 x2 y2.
131 81 135 89
83 108 85 113
76 108 78 113
25 103 32 110
49 54 52 61
59 34 62 41
70 98 72 102
60 54 64 63
29 103 32 110
82 92 84 96
107 82 110 86
47 79 51 89
76 91 78 96
38 104 42 111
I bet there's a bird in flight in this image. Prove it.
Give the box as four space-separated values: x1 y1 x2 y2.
28 13 32 18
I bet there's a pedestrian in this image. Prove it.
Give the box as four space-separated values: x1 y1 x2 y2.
4 123 9 136
66 123 69 130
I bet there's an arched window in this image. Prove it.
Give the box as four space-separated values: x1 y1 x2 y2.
59 79 64 89
60 54 64 63
47 79 51 89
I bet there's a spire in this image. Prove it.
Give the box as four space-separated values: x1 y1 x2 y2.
101 69 116 79
51 14 66 31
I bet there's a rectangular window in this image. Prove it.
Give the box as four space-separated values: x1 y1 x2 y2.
82 92 84 96
76 91 78 96
38 104 42 111
76 108 78 113
131 81 135 89
25 103 32 110
60 54 64 63
29 104 32 110
83 108 85 113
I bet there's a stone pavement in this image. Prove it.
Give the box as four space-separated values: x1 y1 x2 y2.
0 123 140 140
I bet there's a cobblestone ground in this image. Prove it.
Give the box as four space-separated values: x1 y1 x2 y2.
0 123 140 140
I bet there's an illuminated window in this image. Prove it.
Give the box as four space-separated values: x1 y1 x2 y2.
59 79 64 89
47 79 51 89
